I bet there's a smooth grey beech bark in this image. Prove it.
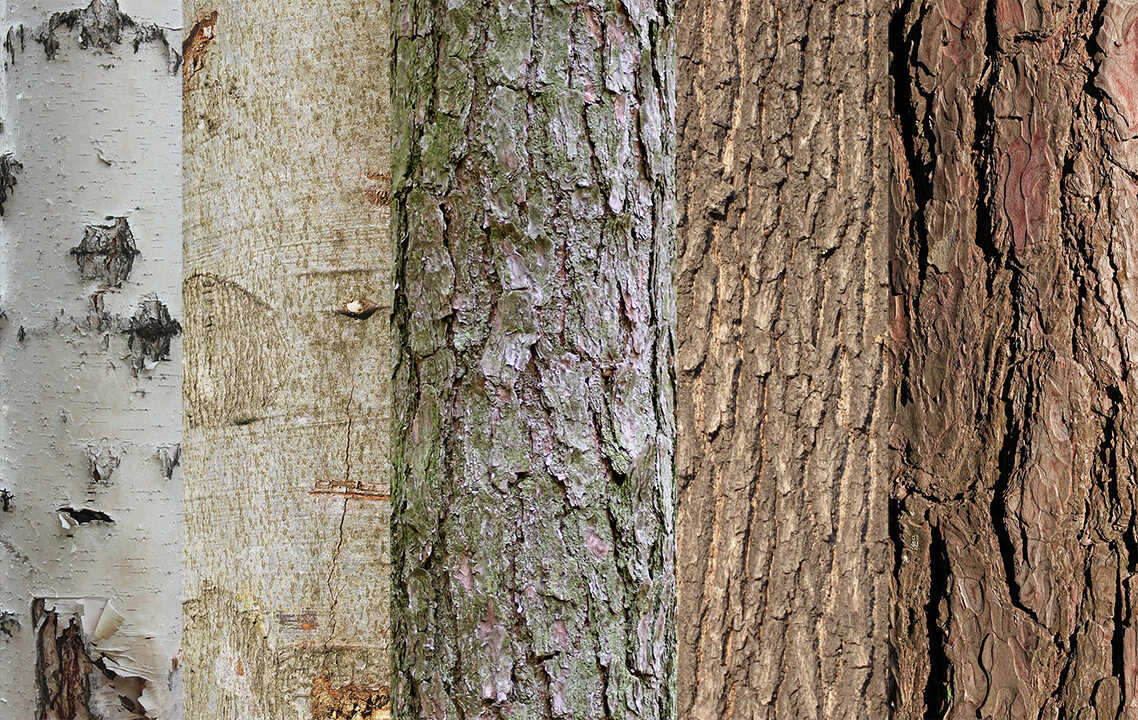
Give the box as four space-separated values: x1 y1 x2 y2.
0 1 182 717
390 0 677 718
182 1 392 717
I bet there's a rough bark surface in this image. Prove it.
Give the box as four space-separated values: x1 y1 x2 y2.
890 0 1138 716
675 1 893 718
181 0 392 717
0 0 182 716
390 0 676 717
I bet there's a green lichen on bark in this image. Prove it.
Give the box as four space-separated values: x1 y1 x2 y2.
391 0 676 718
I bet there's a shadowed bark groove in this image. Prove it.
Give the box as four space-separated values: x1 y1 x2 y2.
890 0 1138 716
390 0 676 718
675 0 892 718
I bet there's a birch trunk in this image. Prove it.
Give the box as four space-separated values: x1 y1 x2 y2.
390 0 677 717
0 0 182 717
181 0 392 717
675 1 893 717
890 0 1138 716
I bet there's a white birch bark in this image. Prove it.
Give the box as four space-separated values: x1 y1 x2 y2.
182 0 391 717
0 0 182 717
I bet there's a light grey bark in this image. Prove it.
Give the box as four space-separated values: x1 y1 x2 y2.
0 0 183 716
181 0 392 717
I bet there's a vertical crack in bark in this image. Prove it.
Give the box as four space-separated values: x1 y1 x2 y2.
922 523 951 720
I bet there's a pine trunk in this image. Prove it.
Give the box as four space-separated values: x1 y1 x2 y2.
0 1 182 717
389 1 677 717
890 0 1138 716
675 1 893 717
181 0 392 717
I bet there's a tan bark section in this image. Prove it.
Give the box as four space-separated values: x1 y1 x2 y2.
181 1 391 717
675 1 892 717
891 0 1138 716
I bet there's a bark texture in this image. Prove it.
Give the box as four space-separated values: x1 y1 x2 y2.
390 0 676 717
675 1 892 718
181 0 392 717
890 0 1138 716
0 0 182 716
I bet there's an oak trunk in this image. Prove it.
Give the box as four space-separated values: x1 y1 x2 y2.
675 0 893 718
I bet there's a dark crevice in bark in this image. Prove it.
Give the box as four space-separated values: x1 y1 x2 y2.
890 0 934 288
58 507 114 525
923 523 952 720
1112 573 1127 700
990 362 1044 627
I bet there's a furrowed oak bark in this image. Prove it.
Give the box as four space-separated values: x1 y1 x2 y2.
890 0 1138 716
182 1 392 717
675 1 893 718
390 0 677 718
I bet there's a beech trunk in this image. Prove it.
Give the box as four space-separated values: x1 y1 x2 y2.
181 1 392 717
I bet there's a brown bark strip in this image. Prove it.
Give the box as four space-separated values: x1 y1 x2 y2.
34 600 94 720
890 0 1138 716
675 0 892 717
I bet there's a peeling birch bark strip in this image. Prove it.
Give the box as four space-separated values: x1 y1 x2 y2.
0 0 183 716
181 1 392 717
675 1 893 717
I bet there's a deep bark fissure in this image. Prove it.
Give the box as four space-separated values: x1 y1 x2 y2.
922 523 951 720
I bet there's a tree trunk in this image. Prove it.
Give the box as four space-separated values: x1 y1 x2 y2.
0 1 182 717
890 0 1138 716
181 0 392 717
675 1 893 718
389 1 676 718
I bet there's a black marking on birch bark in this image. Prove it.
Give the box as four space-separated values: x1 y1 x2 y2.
58 507 114 524
4 24 25 69
0 611 18 638
70 217 140 287
84 292 116 336
0 154 22 215
0 488 12 512
84 446 121 485
36 0 181 73
124 297 181 373
156 444 180 479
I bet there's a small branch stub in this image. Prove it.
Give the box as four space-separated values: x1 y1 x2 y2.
337 297 379 320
